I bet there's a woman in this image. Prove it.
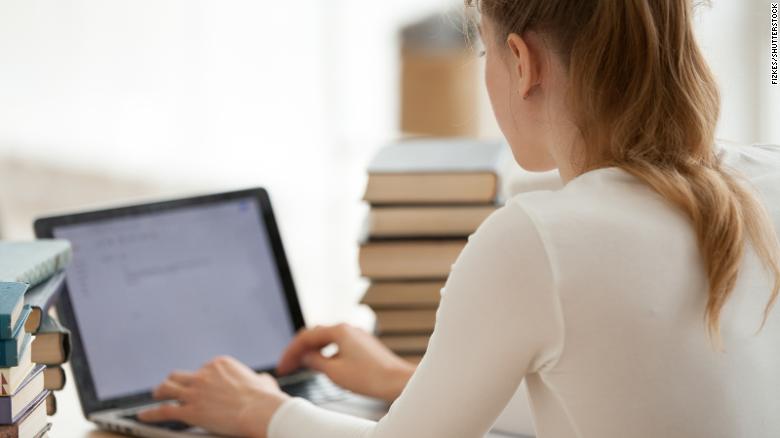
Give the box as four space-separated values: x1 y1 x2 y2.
140 1 780 436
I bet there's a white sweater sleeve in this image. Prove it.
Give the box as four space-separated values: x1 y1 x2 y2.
268 201 564 438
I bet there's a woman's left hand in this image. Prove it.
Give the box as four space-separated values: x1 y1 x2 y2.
137 355 290 438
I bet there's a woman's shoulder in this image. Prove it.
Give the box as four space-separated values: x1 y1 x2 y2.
494 168 696 260
467 196 546 251
485 142 780 248
501 167 651 225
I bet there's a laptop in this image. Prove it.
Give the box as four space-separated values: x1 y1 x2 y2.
34 188 387 437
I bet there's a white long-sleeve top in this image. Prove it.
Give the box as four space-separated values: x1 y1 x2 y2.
269 143 780 438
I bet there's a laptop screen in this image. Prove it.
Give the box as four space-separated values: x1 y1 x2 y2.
52 197 296 401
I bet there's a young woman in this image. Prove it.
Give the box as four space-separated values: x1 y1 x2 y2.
140 1 780 436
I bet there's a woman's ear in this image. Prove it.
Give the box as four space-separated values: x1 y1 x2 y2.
506 32 542 99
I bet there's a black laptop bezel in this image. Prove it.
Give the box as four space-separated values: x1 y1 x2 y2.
34 188 307 417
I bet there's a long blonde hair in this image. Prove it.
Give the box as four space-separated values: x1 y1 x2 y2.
468 0 780 344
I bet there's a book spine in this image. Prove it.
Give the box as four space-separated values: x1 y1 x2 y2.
0 394 11 424
0 425 19 437
0 317 10 340
0 373 46 424
0 340 17 368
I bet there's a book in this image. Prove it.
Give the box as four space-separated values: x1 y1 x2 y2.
0 393 48 438
363 139 504 205
42 367 64 392
34 423 52 438
0 241 72 289
0 365 45 425
374 309 437 334
359 240 465 280
378 334 431 354
0 310 32 368
0 335 35 396
35 424 51 438
361 281 444 308
23 272 66 334
31 316 70 366
400 354 423 364
0 283 28 340
44 394 55 416
368 205 496 238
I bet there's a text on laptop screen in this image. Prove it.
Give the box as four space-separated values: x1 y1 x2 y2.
53 198 295 400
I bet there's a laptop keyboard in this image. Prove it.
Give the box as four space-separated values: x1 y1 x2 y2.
123 373 346 431
280 373 347 404
122 414 191 431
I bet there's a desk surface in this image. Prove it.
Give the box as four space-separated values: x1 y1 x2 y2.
53 365 519 438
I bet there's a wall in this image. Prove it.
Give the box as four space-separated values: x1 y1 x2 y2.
0 1 777 323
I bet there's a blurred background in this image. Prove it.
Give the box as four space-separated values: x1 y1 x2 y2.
1 0 778 325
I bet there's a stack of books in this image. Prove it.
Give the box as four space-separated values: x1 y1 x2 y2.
0 240 73 437
359 139 504 362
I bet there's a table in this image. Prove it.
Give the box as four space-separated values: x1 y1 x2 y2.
52 364 526 438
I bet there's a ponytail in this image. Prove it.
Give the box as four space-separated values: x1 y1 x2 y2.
469 0 780 345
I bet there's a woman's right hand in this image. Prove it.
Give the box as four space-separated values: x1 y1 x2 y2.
276 324 416 402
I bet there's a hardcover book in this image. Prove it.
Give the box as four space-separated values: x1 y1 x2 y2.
44 393 55 417
400 354 423 364
0 335 35 396
0 394 48 438
368 205 496 238
364 139 505 205
0 283 28 340
0 365 46 425
359 240 466 280
0 240 72 289
23 272 66 334
374 309 437 334
0 310 32 368
31 316 70 366
361 281 444 308
42 367 65 392
378 334 431 354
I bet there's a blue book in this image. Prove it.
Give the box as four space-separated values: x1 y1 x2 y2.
0 240 72 289
0 333 35 396
0 283 28 340
23 271 66 334
0 308 32 368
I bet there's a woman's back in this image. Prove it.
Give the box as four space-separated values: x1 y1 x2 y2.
266 144 780 438
516 143 780 437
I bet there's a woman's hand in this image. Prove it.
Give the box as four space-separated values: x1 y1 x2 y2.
137 356 289 438
276 323 416 402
